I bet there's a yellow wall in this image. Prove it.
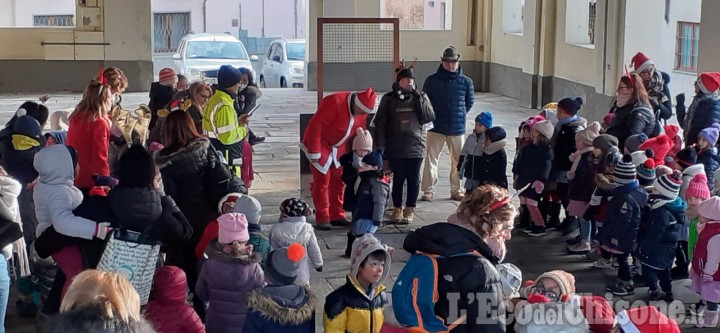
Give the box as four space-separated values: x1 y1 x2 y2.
698 0 720 73
489 0 524 69
552 0 597 86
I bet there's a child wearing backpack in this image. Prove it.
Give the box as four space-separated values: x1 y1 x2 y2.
268 198 323 286
458 112 491 192
345 151 390 257
324 234 391 333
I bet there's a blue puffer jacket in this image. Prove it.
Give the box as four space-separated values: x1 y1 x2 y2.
697 147 720 188
636 197 686 270
422 65 474 136
597 181 648 254
683 93 720 146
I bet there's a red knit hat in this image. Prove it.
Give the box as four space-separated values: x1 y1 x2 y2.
354 87 377 113
663 125 680 140
697 72 720 94
631 52 654 73
579 296 615 333
159 68 178 87
639 134 673 165
685 173 710 200
616 306 681 333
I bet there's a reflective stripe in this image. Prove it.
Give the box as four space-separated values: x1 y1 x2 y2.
216 124 235 134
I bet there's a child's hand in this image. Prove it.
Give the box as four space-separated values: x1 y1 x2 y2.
702 272 714 282
531 181 544 193
94 222 113 240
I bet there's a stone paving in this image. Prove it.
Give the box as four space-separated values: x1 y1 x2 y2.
0 89 714 331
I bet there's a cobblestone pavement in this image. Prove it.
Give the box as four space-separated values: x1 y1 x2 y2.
0 89 713 331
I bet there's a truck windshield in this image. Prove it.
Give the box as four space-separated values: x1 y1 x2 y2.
186 41 249 60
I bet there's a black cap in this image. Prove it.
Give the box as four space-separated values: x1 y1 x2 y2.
396 68 414 82
442 46 460 61
217 65 242 89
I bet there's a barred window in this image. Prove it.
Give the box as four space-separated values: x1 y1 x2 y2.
33 15 74 27
153 13 191 53
675 21 700 73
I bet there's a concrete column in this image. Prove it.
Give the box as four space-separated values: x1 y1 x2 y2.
698 0 720 72
103 0 153 91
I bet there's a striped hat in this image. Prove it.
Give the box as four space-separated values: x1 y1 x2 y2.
613 155 637 186
636 159 656 187
653 170 683 199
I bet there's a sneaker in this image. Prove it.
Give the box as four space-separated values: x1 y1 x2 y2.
390 207 403 223
528 225 547 237
662 292 674 303
330 219 352 227
421 192 433 202
592 259 613 269
402 207 415 224
451 192 465 201
649 290 662 301
523 224 534 234
671 267 690 280
567 241 591 254
607 282 635 296
566 236 582 245
314 223 332 231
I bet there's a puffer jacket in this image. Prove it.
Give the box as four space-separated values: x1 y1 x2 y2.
155 137 246 244
512 143 553 201
340 153 359 212
458 131 486 179
145 266 205 333
268 216 323 285
149 82 175 130
353 171 391 223
402 222 504 333
606 102 657 151
636 197 686 270
598 181 648 254
374 84 435 159
45 304 156 333
33 144 98 240
697 147 720 188
194 221 272 268
683 92 720 146
422 65 474 136
0 115 44 184
466 138 508 189
552 117 586 172
243 285 316 333
195 241 264 333
568 150 598 202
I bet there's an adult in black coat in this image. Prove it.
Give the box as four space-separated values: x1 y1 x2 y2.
631 52 673 121
606 74 658 151
681 72 720 146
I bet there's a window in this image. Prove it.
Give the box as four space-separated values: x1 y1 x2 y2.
467 0 479 45
381 0 453 30
565 0 596 46
153 13 191 53
675 22 700 72
502 0 524 35
33 15 74 27
185 41 249 60
267 43 276 59
286 42 306 61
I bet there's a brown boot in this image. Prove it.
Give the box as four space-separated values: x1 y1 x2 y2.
403 207 415 224
390 207 403 223
451 192 465 201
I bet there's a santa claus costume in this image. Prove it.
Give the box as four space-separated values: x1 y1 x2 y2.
301 88 377 229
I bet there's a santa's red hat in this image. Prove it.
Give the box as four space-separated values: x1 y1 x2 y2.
616 306 680 333
354 87 377 113
697 72 720 94
639 134 673 166
631 52 654 73
579 296 615 333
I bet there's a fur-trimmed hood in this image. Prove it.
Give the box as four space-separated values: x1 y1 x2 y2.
205 239 262 264
247 285 316 325
155 137 211 171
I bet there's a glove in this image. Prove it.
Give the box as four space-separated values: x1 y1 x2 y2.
532 181 544 194
373 220 382 227
702 272 714 282
94 222 112 240
316 266 323 272
676 93 685 106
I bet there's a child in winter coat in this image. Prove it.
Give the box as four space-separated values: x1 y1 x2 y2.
513 119 554 237
324 234 391 333
149 68 178 130
33 144 112 297
514 116 543 161
598 155 648 296
458 112 491 191
145 266 205 333
636 171 685 302
672 146 705 199
471 126 508 190
696 124 720 188
243 244 316 333
690 196 720 328
565 122 601 253
268 198 323 285
685 174 710 262
196 194 271 267
196 212 264 333
345 151 390 257
339 128 373 215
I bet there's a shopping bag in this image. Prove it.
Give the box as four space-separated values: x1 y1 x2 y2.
96 229 160 304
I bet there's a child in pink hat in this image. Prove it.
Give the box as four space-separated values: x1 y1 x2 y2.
196 212 264 332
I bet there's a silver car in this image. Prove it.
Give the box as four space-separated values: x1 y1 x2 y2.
173 33 257 85
259 39 305 88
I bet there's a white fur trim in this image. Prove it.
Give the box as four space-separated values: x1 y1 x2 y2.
616 310 641 333
698 78 711 94
218 192 243 213
354 94 373 113
635 60 654 74
16 108 27 117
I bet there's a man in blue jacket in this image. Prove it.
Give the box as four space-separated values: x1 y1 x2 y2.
421 46 474 201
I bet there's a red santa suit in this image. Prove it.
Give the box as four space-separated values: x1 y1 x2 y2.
301 88 376 225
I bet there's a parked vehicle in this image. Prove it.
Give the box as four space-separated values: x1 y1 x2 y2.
173 33 257 85
259 39 306 88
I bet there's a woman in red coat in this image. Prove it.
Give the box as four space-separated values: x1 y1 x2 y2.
66 79 112 190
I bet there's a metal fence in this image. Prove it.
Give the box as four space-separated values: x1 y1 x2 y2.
33 15 74 27
153 12 191 53
588 0 597 45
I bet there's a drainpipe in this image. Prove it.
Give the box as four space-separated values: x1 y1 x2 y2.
262 0 266 37
294 0 298 38
203 0 208 32
11 0 17 26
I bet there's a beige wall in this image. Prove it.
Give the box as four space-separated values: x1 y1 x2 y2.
489 0 523 69
698 0 720 73
552 0 598 87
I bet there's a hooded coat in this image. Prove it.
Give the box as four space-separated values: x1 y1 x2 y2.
353 171 391 223
44 304 156 333
683 92 720 146
422 65 474 136
512 143 553 201
0 115 44 184
597 181 648 254
243 285 316 333
636 197 686 270
324 234 390 333
195 241 264 333
268 216 324 286
33 144 97 240
145 266 205 333
402 223 504 333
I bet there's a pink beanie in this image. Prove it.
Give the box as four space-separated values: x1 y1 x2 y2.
697 197 720 221
352 128 373 152
685 173 710 200
217 213 249 244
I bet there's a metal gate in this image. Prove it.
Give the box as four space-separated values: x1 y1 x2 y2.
153 13 191 53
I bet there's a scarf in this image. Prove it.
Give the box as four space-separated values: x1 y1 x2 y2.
483 139 506 155
645 71 665 97
648 193 673 209
566 146 594 181
554 115 578 131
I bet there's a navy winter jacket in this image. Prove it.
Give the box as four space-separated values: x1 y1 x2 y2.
512 143 553 201
353 171 390 224
598 181 648 254
636 197 686 270
683 93 720 146
422 65 474 136
697 147 720 188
